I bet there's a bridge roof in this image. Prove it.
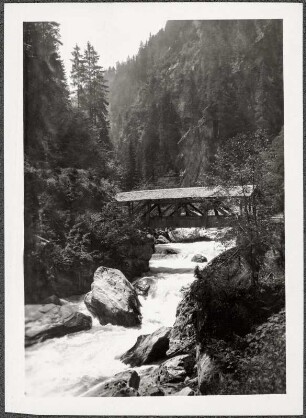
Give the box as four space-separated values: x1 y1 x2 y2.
116 185 255 203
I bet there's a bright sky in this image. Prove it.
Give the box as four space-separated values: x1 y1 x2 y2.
58 11 167 79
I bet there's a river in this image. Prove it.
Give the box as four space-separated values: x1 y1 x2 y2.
25 239 227 397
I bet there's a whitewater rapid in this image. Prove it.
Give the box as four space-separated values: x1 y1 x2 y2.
25 239 227 397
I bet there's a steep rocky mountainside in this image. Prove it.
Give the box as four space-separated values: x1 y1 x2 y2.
107 20 283 188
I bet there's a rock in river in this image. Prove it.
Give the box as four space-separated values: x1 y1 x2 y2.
133 276 155 297
82 370 140 397
191 254 208 263
25 303 92 347
156 235 170 244
84 266 141 327
120 326 171 367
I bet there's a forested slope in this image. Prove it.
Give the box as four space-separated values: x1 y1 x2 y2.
24 23 150 302
107 20 283 189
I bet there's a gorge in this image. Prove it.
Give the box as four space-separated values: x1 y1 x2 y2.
23 18 285 397
25 236 227 396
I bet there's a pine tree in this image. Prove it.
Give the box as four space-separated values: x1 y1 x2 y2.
124 140 140 190
24 22 69 166
70 44 84 108
80 42 111 149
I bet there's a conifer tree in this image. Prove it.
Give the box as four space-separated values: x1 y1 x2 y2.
70 44 84 108
76 42 111 149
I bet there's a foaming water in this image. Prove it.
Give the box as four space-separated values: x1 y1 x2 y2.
25 239 227 396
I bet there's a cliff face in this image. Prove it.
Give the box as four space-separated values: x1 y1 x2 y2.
107 20 283 188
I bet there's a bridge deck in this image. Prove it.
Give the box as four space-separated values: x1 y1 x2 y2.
115 185 257 229
116 185 255 203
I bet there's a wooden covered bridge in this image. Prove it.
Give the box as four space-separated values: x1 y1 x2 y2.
115 185 257 229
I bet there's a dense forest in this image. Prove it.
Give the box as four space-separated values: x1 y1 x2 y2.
24 20 283 302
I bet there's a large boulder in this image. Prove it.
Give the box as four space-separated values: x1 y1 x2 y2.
167 290 196 357
81 370 140 397
120 326 171 367
84 267 141 327
25 303 92 347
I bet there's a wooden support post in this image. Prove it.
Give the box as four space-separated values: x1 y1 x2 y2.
183 204 189 216
169 203 181 217
145 203 150 224
188 203 205 216
204 208 208 227
161 204 173 216
158 204 162 217
149 203 159 214
134 202 148 217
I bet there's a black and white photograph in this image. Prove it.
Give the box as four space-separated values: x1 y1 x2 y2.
4 2 303 415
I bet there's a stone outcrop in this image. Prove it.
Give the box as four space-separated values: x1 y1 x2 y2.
156 354 195 385
197 352 219 395
82 370 140 397
25 303 92 346
84 267 141 327
167 291 196 357
137 354 196 396
191 246 285 340
120 327 171 367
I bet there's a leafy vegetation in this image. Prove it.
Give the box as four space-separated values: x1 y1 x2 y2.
217 310 286 394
